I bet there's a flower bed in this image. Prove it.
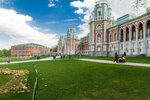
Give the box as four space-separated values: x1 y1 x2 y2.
0 68 30 94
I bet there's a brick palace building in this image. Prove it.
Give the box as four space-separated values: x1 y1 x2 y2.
58 0 150 57
11 43 50 57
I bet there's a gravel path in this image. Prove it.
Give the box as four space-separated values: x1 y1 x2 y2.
79 59 150 67
0 56 60 65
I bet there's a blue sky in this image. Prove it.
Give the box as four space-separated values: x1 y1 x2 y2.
0 0 149 49
3 0 83 34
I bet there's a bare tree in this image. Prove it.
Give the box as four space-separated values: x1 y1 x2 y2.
132 0 147 15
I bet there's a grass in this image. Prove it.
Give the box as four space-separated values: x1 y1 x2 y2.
1 60 150 100
0 74 12 88
68 55 150 64
0 56 51 63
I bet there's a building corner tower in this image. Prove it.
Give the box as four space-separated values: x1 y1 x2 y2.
89 0 114 56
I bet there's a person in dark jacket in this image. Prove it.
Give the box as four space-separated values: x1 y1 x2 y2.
69 55 71 60
8 57 11 63
114 52 118 63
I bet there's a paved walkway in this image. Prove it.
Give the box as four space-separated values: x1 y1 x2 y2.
79 59 150 67
0 56 60 65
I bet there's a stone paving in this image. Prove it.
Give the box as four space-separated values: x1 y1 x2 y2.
0 57 60 65
79 59 150 67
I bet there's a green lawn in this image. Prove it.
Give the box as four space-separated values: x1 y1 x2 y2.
0 56 51 63
1 60 150 100
0 74 12 88
68 55 150 64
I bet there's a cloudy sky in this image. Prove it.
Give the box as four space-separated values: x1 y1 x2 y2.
0 0 150 49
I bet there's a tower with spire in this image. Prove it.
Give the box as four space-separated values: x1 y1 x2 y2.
89 0 114 56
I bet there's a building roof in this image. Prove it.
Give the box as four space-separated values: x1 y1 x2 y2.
109 12 150 29
15 43 44 47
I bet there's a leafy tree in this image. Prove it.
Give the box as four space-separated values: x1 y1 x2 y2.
0 50 3 57
50 46 58 52
0 49 11 57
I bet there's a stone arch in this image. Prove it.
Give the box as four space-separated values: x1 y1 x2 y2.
120 29 124 42
138 22 143 39
146 19 150 37
97 34 101 43
125 27 129 41
131 25 136 40
109 33 112 42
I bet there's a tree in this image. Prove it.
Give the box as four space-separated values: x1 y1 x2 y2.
132 0 147 15
0 49 11 57
50 46 58 52
0 50 3 57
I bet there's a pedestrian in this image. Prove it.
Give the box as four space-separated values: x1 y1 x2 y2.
123 52 127 63
113 52 118 63
63 55 65 59
69 55 71 60
53 55 55 60
8 57 10 63
54 55 56 59
61 55 63 59
78 52 81 59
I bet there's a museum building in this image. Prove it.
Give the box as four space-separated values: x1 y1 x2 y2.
11 43 50 57
58 0 150 57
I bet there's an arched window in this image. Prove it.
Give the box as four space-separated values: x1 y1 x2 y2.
138 23 143 39
110 34 112 42
114 33 117 41
126 27 129 41
131 25 136 40
146 20 150 37
97 8 102 17
98 47 101 51
120 29 124 42
97 35 101 43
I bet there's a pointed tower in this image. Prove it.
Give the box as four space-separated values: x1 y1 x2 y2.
89 0 114 56
66 28 78 55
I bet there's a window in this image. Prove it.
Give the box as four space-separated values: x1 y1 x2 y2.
110 34 112 42
98 36 101 43
98 11 101 16
98 47 100 51
114 33 117 41
120 30 124 42
97 8 102 17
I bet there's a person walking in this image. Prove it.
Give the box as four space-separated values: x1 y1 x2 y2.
114 52 118 63
123 52 127 63
78 52 81 59
8 57 11 63
69 54 71 60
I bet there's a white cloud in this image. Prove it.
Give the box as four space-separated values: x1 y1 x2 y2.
71 0 150 38
0 8 58 49
48 3 55 7
64 19 77 22
48 0 59 7
74 8 84 14
46 21 58 24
